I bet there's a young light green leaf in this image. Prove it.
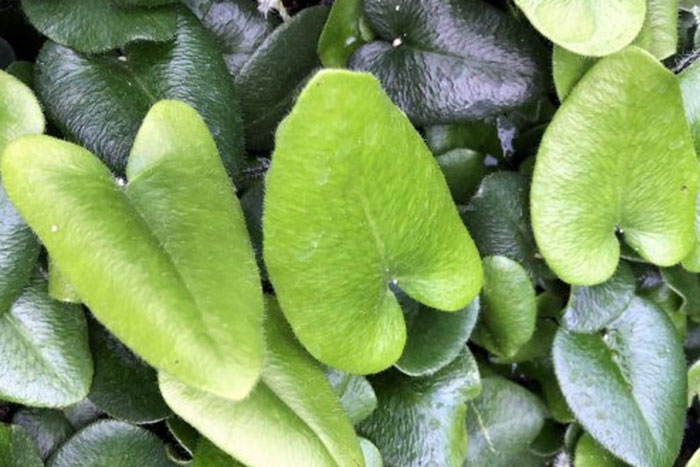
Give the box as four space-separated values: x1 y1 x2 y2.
574 433 626 467
531 47 698 286
235 5 328 151
634 0 679 59
2 101 263 401
464 376 546 467
159 298 363 467
0 69 43 154
552 46 597 101
396 297 479 376
47 420 174 467
553 297 686 467
360 438 383 467
36 8 245 179
48 258 80 304
689 447 700 467
21 0 177 54
12 409 75 460
263 69 482 374
471 256 536 359
318 0 369 68
326 368 378 425
0 424 43 467
359 350 481 467
512 0 646 56
349 0 545 125
562 262 636 333
688 359 700 406
87 318 171 424
0 272 92 407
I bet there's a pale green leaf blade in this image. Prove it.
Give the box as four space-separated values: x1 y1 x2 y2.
634 0 679 59
551 45 596 101
574 433 626 467
0 69 43 154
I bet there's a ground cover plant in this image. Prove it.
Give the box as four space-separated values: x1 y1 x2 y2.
2 0 700 466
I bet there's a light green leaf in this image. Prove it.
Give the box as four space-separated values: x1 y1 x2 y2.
464 376 546 467
159 297 363 467
574 433 626 467
689 447 700 467
0 424 43 467
0 69 43 154
552 46 597 101
235 5 328 151
35 8 245 179
531 46 698 286
688 359 700 406
679 59 700 271
21 0 177 54
48 258 80 303
359 350 481 467
47 420 174 467
562 262 636 333
349 0 545 125
634 0 679 59
471 256 536 359
513 0 646 56
12 408 75 460
0 272 92 407
326 368 378 425
318 0 368 68
553 297 686 467
263 69 482 374
2 100 263 401
360 438 383 467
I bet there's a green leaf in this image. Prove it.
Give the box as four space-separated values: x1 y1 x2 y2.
520 358 574 424
0 36 15 68
62 400 102 430
679 59 700 272
689 447 700 467
464 376 546 467
512 0 646 56
183 0 279 76
0 424 43 467
552 46 597 101
359 438 383 467
574 433 626 467
661 265 700 319
0 272 92 407
0 69 43 154
47 420 174 467
192 438 243 467
634 0 679 59
553 297 686 467
2 100 263 401
689 359 700 406
21 0 177 54
461 172 553 284
435 149 487 205
471 256 536 359
35 7 245 179
12 408 75 460
396 297 479 376
5 61 34 88
561 262 636 333
531 46 698 286
159 297 363 467
87 318 171 424
263 69 482 374
424 122 501 159
235 5 328 151
166 417 199 457
318 0 367 68
349 0 545 125
359 350 481 467
326 368 378 425
48 258 80 304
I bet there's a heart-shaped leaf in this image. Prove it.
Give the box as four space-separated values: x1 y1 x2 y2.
348 0 545 125
561 261 636 333
0 69 43 153
47 420 173 467
531 46 698 286
87 318 171 424
512 0 646 56
159 298 363 467
21 0 177 54
35 7 245 179
183 0 279 76
326 368 377 425
317 0 369 68
235 5 328 151
0 272 92 407
553 297 686 467
263 69 482 374
359 350 481 467
464 376 546 467
12 409 75 460
2 100 263 401
0 424 43 467
574 433 626 467
471 256 536 359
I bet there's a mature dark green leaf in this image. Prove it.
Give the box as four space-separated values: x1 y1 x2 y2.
326 368 377 425
0 272 92 407
192 438 243 467
424 122 501 159
661 265 700 319
235 5 328 151
2 101 263 401
159 298 363 467
520 358 574 424
359 350 480 467
6 61 33 88
461 172 553 284
62 400 102 430
0 424 43 467
36 8 245 179
47 420 174 467
348 0 545 125
21 0 177 54
0 36 14 68
318 0 370 67
166 417 199 457
562 262 636 333
464 376 546 467
553 297 686 467
574 433 626 467
264 70 482 374
183 0 279 76
435 149 486 205
87 318 171 424
12 408 75 460
531 47 697 285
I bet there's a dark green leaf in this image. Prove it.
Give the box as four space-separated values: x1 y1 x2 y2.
435 149 487 205
318 0 369 67
661 265 700 319
5 61 34 88
424 122 501 159
326 368 378 425
574 433 626 467
166 417 199 457
192 438 243 466
0 424 43 467
12 408 75 460
62 400 102 430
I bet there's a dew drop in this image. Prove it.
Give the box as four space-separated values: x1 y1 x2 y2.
395 4 400 10
51 225 59 233
392 37 403 47
117 55 127 62
115 176 126 187
344 36 357 46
